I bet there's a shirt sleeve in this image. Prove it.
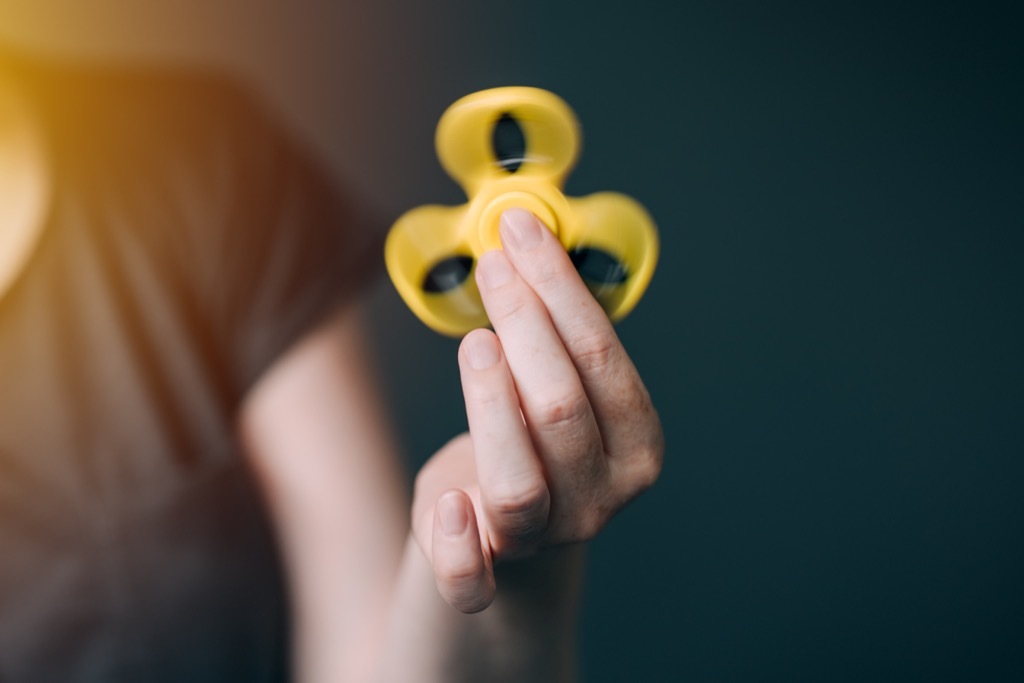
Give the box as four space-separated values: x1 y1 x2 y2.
179 78 386 400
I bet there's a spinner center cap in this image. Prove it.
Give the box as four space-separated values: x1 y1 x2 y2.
478 191 559 252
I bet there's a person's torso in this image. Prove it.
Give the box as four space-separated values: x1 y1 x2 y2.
0 52 290 683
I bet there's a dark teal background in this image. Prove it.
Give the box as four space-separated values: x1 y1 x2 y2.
362 1 1024 680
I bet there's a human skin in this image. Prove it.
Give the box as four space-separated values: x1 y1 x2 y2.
240 208 664 682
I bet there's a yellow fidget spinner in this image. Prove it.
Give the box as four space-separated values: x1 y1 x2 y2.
385 86 659 337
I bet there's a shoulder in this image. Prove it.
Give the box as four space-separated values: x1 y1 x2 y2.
17 53 296 187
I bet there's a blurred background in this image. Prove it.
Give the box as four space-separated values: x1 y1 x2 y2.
2 1 1021 680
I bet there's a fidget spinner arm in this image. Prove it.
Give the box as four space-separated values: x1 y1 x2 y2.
385 87 659 337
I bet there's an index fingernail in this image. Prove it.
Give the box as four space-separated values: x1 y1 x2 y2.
464 332 500 370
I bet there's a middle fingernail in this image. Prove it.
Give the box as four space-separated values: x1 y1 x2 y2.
500 208 542 250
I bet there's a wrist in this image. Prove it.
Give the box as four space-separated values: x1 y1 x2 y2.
489 542 586 632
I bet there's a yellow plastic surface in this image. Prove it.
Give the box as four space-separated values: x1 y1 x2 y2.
385 86 659 337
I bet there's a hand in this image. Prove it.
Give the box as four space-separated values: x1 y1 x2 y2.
411 208 664 613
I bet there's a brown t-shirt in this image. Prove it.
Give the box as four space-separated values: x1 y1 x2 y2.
0 50 381 682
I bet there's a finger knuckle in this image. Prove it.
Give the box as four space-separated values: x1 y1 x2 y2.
535 391 591 432
489 291 536 325
571 331 620 376
634 445 664 492
434 553 494 614
487 478 550 539
530 258 562 290
436 564 495 614
437 557 484 586
622 432 666 498
571 507 608 542
471 384 506 414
